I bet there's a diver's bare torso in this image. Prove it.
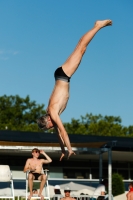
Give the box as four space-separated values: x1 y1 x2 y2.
47 80 69 115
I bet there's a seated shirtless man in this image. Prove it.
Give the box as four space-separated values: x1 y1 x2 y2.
37 19 112 161
23 148 52 200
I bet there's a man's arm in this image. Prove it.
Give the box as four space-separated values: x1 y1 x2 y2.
40 150 52 164
23 159 31 172
55 126 66 161
127 192 131 200
49 108 73 153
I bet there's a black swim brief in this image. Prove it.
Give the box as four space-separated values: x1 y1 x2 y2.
54 67 71 82
30 172 42 180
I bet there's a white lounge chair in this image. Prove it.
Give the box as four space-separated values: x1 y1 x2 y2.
0 165 14 200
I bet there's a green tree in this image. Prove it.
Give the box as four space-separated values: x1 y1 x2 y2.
64 113 129 136
0 95 46 131
128 126 133 136
112 173 125 196
1 95 133 136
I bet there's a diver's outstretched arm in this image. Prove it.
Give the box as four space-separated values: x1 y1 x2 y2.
49 108 75 160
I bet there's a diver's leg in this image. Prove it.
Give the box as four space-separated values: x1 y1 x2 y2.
62 20 112 77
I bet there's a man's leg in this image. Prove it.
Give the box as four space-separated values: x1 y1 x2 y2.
62 20 112 77
28 173 34 199
38 174 47 198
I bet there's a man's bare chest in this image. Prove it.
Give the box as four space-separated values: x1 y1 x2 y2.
30 160 42 166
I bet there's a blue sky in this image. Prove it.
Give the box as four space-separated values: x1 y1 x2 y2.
0 1 133 127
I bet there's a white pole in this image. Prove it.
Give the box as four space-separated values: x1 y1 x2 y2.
108 148 112 200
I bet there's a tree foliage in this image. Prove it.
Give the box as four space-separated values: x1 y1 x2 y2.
0 95 133 136
112 173 125 196
64 113 133 136
0 95 46 131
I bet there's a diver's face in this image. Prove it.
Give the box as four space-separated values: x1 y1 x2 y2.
46 115 54 129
